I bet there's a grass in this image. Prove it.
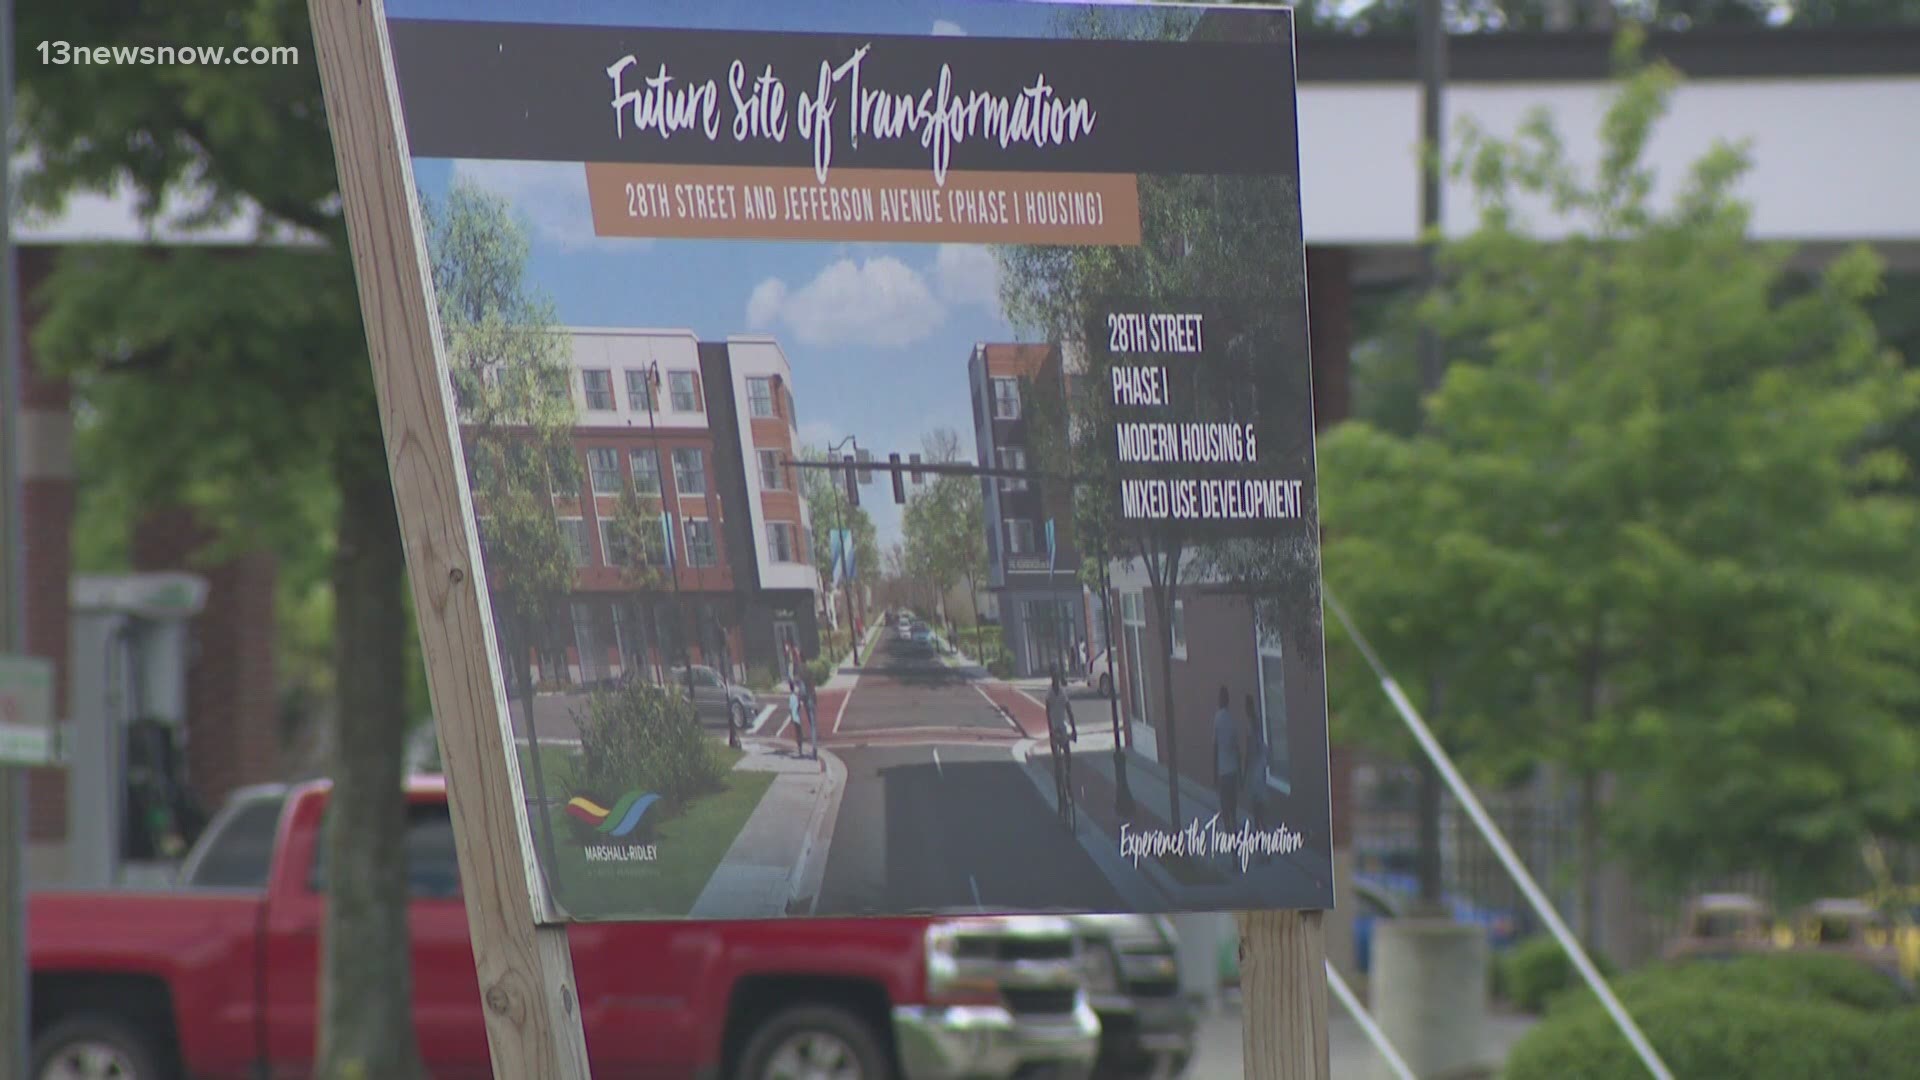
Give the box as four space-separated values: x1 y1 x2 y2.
515 742 778 918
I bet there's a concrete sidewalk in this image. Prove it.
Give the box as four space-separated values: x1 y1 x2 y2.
1184 997 1538 1079
687 739 846 918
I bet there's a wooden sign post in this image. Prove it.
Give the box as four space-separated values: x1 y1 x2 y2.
308 1 590 1075
312 2 1332 1078
1240 911 1331 1078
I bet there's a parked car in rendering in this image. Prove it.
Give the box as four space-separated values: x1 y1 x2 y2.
668 663 758 731
1083 649 1114 697
30 777 1102 1080
1069 914 1197 1079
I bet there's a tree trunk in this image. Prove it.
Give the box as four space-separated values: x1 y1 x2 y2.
317 457 426 1080
1578 768 1602 953
1415 675 1445 913
1415 758 1445 914
1147 552 1182 831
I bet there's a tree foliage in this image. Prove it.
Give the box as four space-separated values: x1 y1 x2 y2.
900 428 987 632
15 1 425 1074
1319 57 1920 904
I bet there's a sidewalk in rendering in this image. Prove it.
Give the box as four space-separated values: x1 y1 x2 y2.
688 738 847 918
987 679 1332 908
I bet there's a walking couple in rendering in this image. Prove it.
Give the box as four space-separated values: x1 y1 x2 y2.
1212 685 1270 831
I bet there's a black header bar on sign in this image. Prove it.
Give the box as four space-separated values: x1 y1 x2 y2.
387 19 1297 177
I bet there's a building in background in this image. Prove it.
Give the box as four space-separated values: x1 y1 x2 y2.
967 341 1089 678
484 327 821 689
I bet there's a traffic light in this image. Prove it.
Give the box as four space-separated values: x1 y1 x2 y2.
843 454 859 506
890 453 906 504
909 453 923 484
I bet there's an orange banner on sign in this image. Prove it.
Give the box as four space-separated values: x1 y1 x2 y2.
584 163 1141 246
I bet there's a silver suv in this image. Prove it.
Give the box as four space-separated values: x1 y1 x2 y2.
894 916 1101 1079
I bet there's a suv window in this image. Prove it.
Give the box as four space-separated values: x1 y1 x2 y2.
182 794 288 889
310 801 463 900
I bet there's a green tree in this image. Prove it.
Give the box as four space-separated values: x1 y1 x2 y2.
421 176 580 901
900 428 987 648
16 1 427 1072
799 444 878 641
1322 57 1920 929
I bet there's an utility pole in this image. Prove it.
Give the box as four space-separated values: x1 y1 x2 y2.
1413 0 1449 916
1 0 33 1069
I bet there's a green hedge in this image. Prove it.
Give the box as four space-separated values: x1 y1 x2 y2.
1546 951 1911 1017
1500 935 1616 1014
1506 952 1917 1080
1506 986 1883 1080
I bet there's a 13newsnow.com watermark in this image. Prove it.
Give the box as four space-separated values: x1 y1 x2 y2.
37 41 301 66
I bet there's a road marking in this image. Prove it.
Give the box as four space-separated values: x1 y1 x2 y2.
970 682 1026 735
933 748 943 776
970 875 983 910
832 669 861 734
748 704 776 734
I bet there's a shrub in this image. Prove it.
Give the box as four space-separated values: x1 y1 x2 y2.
1547 951 1912 1017
987 655 1015 679
805 657 836 687
1505 985 1881 1080
568 681 725 823
1502 935 1615 1014
1873 1008 1920 1074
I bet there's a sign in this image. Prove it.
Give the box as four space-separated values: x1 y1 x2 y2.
0 656 56 766
354 0 1330 923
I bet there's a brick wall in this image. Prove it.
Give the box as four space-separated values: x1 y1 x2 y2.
130 508 282 811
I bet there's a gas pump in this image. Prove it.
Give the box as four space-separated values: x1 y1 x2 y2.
66 572 209 887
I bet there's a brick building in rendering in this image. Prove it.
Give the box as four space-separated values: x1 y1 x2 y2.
503 328 821 689
967 341 1090 679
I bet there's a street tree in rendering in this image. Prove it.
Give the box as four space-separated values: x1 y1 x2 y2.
422 176 581 897
800 443 879 640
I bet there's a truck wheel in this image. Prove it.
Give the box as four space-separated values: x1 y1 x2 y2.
31 1013 168 1080
736 1004 892 1080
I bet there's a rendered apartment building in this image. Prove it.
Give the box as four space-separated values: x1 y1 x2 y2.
967 341 1091 678
482 328 822 687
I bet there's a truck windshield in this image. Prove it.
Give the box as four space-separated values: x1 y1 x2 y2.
181 793 288 889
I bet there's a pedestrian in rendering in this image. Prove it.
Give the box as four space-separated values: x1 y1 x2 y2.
1213 685 1240 828
1046 664 1079 825
1243 692 1268 830
802 668 820 760
789 681 805 757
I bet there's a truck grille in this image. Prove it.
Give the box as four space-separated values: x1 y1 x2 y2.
954 935 1077 962
1128 978 1181 998
1003 987 1080 1015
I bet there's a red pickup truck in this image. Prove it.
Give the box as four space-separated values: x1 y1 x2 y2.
27 775 1104 1080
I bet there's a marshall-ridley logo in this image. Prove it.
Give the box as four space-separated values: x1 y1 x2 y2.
567 791 663 863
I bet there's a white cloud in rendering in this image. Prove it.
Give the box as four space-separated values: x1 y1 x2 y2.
747 257 946 347
449 159 635 252
933 243 1002 311
931 19 968 35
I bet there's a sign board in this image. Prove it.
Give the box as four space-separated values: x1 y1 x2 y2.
339 0 1330 924
0 656 56 766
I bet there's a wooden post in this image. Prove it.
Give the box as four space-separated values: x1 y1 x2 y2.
306 1 591 1077
1237 910 1330 1079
